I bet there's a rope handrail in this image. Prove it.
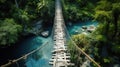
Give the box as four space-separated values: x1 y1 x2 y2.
63 21 101 67
1 41 49 67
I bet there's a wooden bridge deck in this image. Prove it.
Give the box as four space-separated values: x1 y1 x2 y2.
49 0 73 67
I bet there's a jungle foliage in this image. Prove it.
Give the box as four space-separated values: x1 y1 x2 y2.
67 0 120 66
62 0 95 22
0 0 55 46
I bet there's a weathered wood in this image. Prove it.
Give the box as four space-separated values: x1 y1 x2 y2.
49 0 73 67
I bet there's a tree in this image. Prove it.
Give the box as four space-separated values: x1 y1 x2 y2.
95 0 112 11
36 0 55 22
112 3 120 38
0 18 22 46
94 10 112 35
72 34 90 49
62 0 94 22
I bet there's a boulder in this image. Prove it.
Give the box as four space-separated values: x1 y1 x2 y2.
87 25 96 33
41 31 49 37
82 26 87 29
81 26 87 32
75 30 79 33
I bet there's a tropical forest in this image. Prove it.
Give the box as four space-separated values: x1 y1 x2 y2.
0 0 120 67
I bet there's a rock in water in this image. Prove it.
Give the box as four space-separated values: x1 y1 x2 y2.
82 26 87 29
87 25 96 33
41 31 49 37
81 26 87 32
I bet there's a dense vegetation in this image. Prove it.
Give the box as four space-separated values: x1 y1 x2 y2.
0 0 120 66
0 0 55 46
93 0 120 66
65 0 120 66
62 0 95 22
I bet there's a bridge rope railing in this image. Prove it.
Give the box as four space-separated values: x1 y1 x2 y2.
62 19 101 67
0 41 50 67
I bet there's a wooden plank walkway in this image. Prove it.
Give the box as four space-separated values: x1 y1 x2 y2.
49 0 74 67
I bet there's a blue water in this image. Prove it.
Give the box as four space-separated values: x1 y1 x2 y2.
67 21 98 35
14 36 51 57
24 37 53 67
0 21 98 67
23 21 98 67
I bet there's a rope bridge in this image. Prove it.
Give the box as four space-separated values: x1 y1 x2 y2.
0 0 101 67
48 0 74 66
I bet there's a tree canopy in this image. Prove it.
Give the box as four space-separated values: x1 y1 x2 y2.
0 0 55 46
0 18 22 46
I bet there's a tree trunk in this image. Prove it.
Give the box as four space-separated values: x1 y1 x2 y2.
113 15 118 39
105 21 110 36
15 0 19 8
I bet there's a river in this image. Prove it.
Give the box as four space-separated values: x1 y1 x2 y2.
0 21 98 67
